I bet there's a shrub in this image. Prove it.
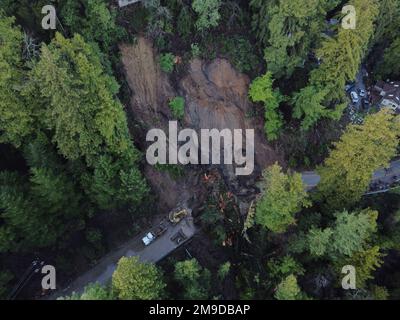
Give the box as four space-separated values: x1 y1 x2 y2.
159 53 175 73
218 262 231 280
192 0 222 31
177 5 193 38
191 43 201 58
154 164 185 179
275 275 301 300
249 72 284 141
169 96 185 119
221 36 259 73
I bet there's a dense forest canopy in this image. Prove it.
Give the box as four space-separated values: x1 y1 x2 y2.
0 0 400 301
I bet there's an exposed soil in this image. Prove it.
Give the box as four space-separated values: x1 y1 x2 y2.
180 58 284 181
118 37 286 299
120 38 176 137
120 36 284 206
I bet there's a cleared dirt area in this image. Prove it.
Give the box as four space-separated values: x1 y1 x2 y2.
120 37 283 182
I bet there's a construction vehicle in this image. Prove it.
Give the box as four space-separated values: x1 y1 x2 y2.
142 222 168 246
168 207 192 224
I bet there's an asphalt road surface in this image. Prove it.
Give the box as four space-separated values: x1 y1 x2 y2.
48 216 196 299
47 160 400 299
302 159 400 191
302 172 321 191
352 67 368 111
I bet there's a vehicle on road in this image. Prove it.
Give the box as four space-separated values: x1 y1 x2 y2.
350 91 359 104
141 222 168 246
361 98 370 110
142 232 155 246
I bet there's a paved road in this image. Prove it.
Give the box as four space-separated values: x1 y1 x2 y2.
347 66 369 125
47 158 400 299
372 160 400 181
301 172 321 191
302 159 400 191
48 216 196 299
353 67 367 111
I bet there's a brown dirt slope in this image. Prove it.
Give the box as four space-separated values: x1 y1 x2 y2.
119 37 284 209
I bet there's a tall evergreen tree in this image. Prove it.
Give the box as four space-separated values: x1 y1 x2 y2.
0 166 84 252
60 0 125 53
293 0 379 129
0 13 33 146
376 37 400 79
174 258 211 300
25 33 148 209
371 0 400 48
316 109 400 211
256 164 310 233
251 0 341 78
26 33 132 164
274 274 302 300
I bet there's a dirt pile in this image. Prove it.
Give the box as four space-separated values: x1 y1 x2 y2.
120 38 204 212
181 58 249 132
120 38 175 133
120 37 283 209
180 58 283 182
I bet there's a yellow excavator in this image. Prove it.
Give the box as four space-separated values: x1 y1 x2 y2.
168 207 192 224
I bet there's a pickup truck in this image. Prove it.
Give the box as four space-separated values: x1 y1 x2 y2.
142 232 156 246
141 222 168 246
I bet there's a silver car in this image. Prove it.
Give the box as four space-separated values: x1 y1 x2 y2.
350 91 359 104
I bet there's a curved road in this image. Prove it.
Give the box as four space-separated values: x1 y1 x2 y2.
301 159 400 191
46 160 400 299
48 216 196 299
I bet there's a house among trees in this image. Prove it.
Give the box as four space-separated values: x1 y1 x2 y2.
372 80 400 112
118 0 141 8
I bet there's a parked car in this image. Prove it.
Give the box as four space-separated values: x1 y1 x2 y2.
362 99 370 110
350 91 359 104
359 89 367 97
